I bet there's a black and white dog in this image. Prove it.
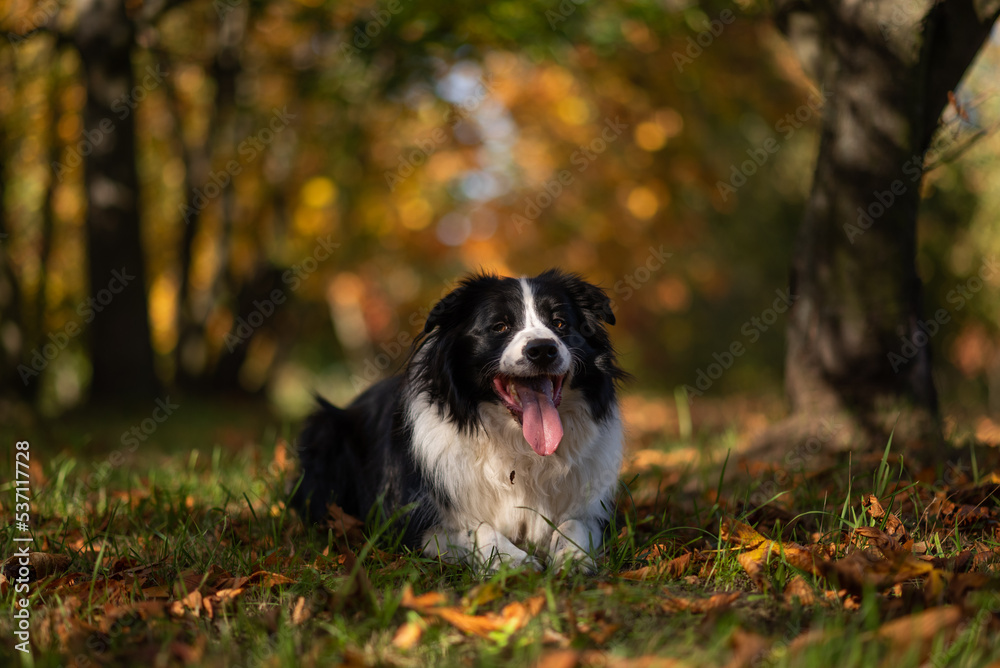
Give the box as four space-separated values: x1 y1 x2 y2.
290 269 626 571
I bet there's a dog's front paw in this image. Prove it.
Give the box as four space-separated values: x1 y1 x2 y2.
551 548 597 575
482 548 543 574
549 519 600 574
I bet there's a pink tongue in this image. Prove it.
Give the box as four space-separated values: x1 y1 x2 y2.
515 377 563 456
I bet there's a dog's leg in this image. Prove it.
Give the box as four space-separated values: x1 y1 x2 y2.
423 524 542 573
549 518 601 574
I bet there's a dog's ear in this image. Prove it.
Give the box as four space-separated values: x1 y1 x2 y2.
422 277 479 335
560 273 615 327
422 289 462 335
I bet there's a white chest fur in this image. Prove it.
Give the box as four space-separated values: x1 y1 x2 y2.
407 387 623 549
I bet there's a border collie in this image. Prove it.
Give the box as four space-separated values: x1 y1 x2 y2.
290 269 626 572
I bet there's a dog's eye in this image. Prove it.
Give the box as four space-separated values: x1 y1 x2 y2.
492 322 509 333
552 318 565 330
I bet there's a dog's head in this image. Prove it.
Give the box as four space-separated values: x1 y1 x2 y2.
410 269 625 455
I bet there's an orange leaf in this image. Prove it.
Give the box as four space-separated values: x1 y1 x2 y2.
392 621 424 649
142 585 172 599
247 571 295 588
719 518 767 549
661 591 740 614
401 585 544 637
619 553 692 581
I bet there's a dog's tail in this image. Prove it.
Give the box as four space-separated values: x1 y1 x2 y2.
288 395 357 525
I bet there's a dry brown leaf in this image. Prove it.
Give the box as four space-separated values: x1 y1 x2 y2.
2 552 72 582
582 620 620 645
271 439 293 476
246 571 296 589
141 584 172 599
392 621 424 649
661 591 740 614
169 636 206 664
461 582 503 609
862 496 910 543
580 651 683 668
719 518 768 548
213 587 244 601
871 605 963 660
292 596 309 625
401 584 545 638
542 628 572 648
324 502 364 541
725 628 769 668
863 494 886 519
332 551 374 611
824 548 937 594
783 576 817 606
854 526 902 554
534 649 581 668
180 590 202 616
619 553 692 581
401 586 448 609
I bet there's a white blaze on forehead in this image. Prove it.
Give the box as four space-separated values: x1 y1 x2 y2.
519 278 546 329
497 278 570 376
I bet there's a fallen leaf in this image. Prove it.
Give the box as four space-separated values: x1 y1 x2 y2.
461 581 503 609
619 553 692 581
292 596 309 625
246 571 295 589
141 585 172 599
661 591 740 614
1 552 72 582
783 576 817 606
401 584 545 637
862 495 910 543
392 621 424 649
725 628 769 668
534 649 580 668
872 605 963 661
324 502 364 541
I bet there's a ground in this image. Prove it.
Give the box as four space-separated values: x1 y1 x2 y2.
2 394 1000 667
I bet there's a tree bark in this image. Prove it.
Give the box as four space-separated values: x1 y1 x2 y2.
757 0 1000 458
72 0 158 401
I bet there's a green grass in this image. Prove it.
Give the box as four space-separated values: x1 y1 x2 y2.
2 405 1000 667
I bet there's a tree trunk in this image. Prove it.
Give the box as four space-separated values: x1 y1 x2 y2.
755 0 1000 459
72 0 158 402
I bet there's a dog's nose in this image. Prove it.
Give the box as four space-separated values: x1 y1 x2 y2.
525 339 559 365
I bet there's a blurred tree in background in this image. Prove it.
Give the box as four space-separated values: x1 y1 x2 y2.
756 0 1000 456
0 0 998 453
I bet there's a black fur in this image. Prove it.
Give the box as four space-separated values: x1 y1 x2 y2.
289 269 625 549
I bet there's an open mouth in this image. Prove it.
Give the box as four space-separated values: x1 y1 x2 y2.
493 374 565 457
